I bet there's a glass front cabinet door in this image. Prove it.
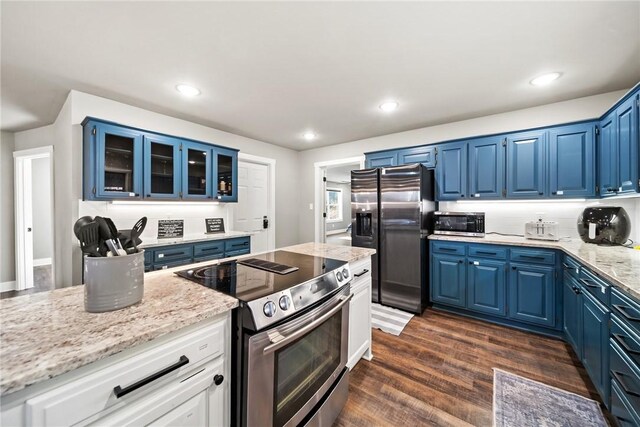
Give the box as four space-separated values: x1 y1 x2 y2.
84 121 143 200
213 147 238 202
143 134 182 199
181 141 212 200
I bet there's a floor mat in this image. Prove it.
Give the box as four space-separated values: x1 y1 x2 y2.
371 303 413 336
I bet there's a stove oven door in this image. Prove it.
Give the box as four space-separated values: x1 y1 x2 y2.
245 287 351 427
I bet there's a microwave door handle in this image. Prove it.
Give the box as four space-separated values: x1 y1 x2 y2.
263 293 353 355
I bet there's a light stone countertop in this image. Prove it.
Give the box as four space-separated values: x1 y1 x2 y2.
140 230 252 248
0 243 375 397
429 234 640 299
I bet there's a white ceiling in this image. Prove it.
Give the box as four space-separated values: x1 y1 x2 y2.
2 2 639 150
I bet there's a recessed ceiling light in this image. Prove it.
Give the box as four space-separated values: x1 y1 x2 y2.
530 72 561 86
176 84 201 97
303 131 317 141
379 101 399 112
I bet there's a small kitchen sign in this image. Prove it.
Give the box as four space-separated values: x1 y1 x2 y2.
205 218 225 234
157 219 184 239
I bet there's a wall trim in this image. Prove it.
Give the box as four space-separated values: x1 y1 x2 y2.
33 258 53 267
0 281 16 292
326 229 348 236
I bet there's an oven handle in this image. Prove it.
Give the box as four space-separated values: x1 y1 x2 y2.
263 293 353 355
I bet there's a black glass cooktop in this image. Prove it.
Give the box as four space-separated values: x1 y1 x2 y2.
175 250 346 302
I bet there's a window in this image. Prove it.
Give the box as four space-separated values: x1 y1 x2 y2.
326 188 343 222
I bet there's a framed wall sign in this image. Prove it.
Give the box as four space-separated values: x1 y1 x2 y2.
205 218 225 234
157 219 184 238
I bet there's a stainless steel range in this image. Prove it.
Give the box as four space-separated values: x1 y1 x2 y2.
175 250 352 427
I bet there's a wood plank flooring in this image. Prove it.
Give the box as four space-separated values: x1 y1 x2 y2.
335 308 611 426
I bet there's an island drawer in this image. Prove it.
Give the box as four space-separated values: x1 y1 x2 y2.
510 248 555 265
224 237 250 253
25 319 226 427
153 245 193 264
612 288 640 338
431 241 466 256
193 241 224 258
468 245 507 260
350 257 372 292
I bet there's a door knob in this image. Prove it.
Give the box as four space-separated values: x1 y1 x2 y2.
27 228 32 232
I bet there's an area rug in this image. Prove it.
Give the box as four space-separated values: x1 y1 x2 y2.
371 303 413 336
493 368 607 427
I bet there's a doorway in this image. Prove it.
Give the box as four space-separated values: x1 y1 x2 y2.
314 157 364 244
233 153 276 254
13 146 55 292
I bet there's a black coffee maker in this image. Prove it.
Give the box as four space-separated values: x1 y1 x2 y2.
577 207 631 245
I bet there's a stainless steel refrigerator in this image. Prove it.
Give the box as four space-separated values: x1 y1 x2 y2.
351 164 435 314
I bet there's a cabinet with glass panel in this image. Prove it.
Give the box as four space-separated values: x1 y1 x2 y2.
83 118 239 202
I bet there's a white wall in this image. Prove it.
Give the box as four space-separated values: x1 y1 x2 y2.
297 89 631 242
31 157 53 261
325 181 351 233
440 198 639 243
1 132 16 284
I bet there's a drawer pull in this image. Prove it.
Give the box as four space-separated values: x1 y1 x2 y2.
113 355 189 398
611 370 640 397
476 251 497 256
160 252 187 259
519 255 546 260
354 269 369 278
579 279 601 289
231 242 249 247
613 304 640 323
199 247 221 252
439 247 458 252
613 334 640 355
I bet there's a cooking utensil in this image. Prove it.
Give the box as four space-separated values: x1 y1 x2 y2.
77 221 102 257
130 217 147 253
96 217 125 256
74 216 93 240
104 217 124 251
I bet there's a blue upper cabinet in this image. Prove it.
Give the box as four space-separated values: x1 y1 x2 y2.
213 147 239 202
82 118 240 202
599 111 617 196
468 136 505 199
143 134 182 199
548 122 596 198
506 130 546 198
365 151 398 169
84 121 144 200
397 146 436 168
182 141 212 200
616 93 639 194
436 141 467 200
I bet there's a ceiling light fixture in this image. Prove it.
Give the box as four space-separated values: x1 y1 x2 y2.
529 72 561 86
379 101 399 112
176 84 201 97
303 132 317 141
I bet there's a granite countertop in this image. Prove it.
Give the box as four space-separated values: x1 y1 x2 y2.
140 230 252 248
429 234 640 299
282 242 376 262
0 271 238 396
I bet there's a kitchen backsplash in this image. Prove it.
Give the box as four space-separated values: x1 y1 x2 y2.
78 201 231 242
440 197 640 244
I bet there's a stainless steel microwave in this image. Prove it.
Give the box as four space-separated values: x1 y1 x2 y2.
433 212 485 237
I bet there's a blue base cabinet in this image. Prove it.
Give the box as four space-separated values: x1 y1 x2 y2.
563 273 583 358
508 263 555 328
431 253 466 308
144 236 250 271
467 258 507 316
581 289 610 405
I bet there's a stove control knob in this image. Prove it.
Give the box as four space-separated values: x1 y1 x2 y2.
336 271 343 282
342 268 349 279
279 295 291 311
263 301 276 317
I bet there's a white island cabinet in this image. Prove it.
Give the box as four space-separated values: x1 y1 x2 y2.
347 256 373 369
1 313 230 427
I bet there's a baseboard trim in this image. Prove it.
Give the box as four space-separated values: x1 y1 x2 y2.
326 229 349 236
33 258 52 267
0 281 16 292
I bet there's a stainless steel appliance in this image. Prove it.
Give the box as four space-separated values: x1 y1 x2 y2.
351 164 435 314
433 211 485 237
577 206 631 245
175 250 352 427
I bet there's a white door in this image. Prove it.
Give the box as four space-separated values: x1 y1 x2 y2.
15 157 35 290
234 161 270 253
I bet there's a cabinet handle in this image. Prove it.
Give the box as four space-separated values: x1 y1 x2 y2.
551 191 557 195
519 255 546 260
611 370 640 397
613 304 640 323
199 247 222 253
572 286 581 295
562 263 573 270
579 278 601 289
512 266 517 270
614 415 634 425
113 355 189 398
538 192 543 195
354 269 369 278
214 374 224 386
231 242 249 247
439 247 457 252
476 251 497 256
612 334 640 355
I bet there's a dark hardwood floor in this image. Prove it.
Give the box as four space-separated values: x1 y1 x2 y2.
335 308 611 426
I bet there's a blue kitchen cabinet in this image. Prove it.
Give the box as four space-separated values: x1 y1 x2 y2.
213 147 239 202
435 141 467 200
397 146 437 168
467 136 505 199
599 111 617 196
431 253 466 308
365 151 398 168
143 133 182 199
581 288 610 404
563 273 583 358
506 130 546 198
508 263 555 327
83 121 144 200
466 258 507 317
548 122 596 198
181 141 213 200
